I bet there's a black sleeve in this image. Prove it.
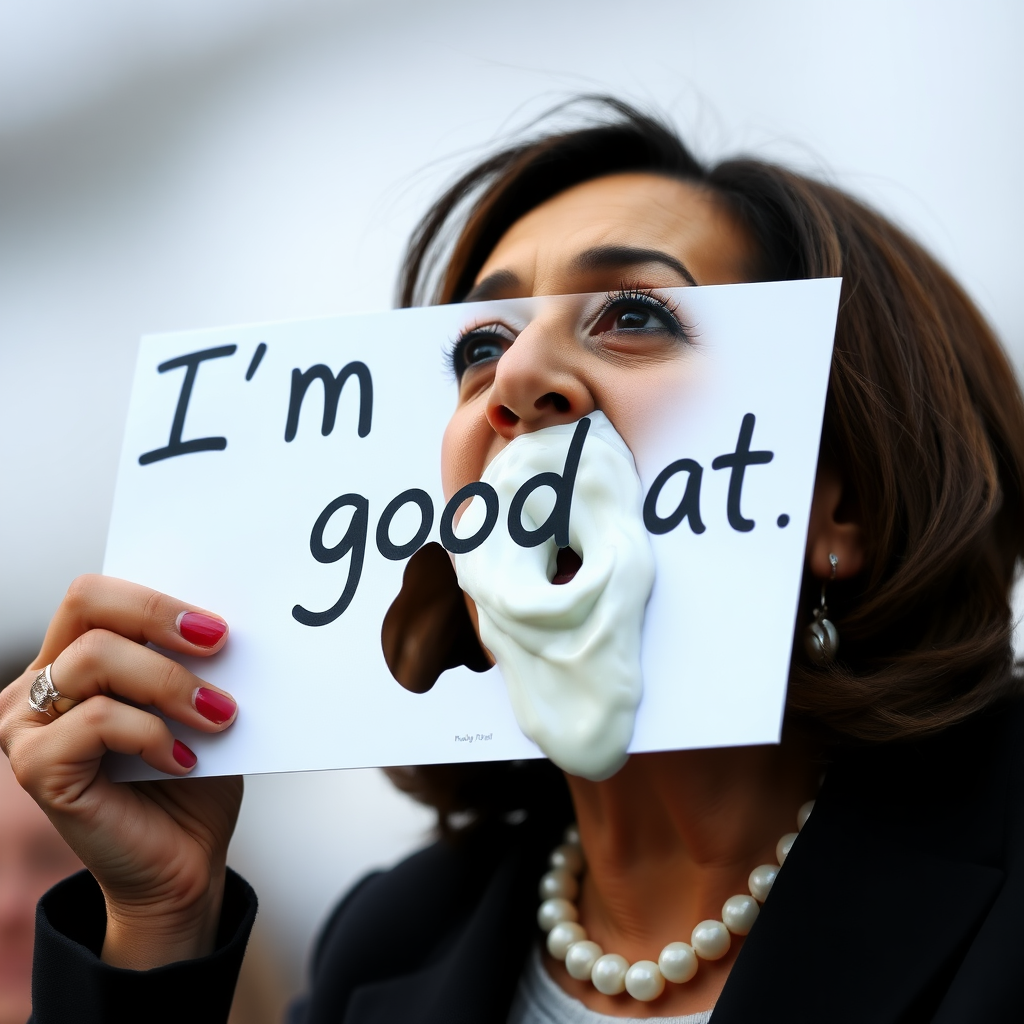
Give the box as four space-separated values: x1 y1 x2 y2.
284 871 381 1024
29 868 257 1024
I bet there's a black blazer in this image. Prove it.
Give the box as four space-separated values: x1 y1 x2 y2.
30 697 1024 1024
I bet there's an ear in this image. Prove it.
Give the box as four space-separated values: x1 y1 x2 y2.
381 542 492 694
806 463 866 580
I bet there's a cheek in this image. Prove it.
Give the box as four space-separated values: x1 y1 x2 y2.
441 408 509 503
441 412 485 501
595 360 697 455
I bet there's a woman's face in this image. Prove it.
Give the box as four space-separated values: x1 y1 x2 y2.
441 172 758 501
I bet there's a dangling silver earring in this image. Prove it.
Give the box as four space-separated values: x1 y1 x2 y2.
803 553 839 667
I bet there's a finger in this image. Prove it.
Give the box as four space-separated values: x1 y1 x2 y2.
33 575 228 670
12 696 198 800
0 665 38 754
0 666 84 745
48 630 237 732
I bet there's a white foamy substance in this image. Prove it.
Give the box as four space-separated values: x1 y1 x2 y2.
454 412 655 781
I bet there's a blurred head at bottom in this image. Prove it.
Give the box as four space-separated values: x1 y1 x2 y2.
0 752 82 1024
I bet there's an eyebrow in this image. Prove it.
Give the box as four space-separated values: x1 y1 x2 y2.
462 269 521 303
462 245 698 303
570 245 698 287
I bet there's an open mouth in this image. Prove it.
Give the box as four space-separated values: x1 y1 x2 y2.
552 547 583 585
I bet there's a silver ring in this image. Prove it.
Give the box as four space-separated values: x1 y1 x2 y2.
28 664 63 717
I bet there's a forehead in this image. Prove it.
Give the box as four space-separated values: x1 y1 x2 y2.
476 172 755 291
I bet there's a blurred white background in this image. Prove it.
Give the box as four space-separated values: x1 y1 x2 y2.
2 0 1022 1010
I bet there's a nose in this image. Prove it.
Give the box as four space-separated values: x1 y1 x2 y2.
485 319 594 439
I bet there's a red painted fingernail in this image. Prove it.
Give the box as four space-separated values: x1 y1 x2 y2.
177 612 227 647
172 740 197 769
193 687 236 725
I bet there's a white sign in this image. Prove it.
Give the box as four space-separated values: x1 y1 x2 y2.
104 279 840 779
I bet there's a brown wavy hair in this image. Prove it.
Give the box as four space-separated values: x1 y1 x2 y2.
386 97 1024 832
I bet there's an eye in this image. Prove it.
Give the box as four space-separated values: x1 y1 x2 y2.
610 307 657 330
589 289 686 341
451 325 513 380
464 334 505 364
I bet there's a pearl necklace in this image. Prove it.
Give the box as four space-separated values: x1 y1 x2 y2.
537 801 814 1002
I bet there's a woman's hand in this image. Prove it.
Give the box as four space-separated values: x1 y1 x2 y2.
0 575 243 970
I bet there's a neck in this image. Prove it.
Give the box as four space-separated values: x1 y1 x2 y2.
552 739 820 1015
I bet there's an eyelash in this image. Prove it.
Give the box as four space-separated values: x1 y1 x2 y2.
447 287 690 380
594 286 688 339
445 323 510 382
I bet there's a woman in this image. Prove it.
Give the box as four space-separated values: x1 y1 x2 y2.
2 99 1023 1023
